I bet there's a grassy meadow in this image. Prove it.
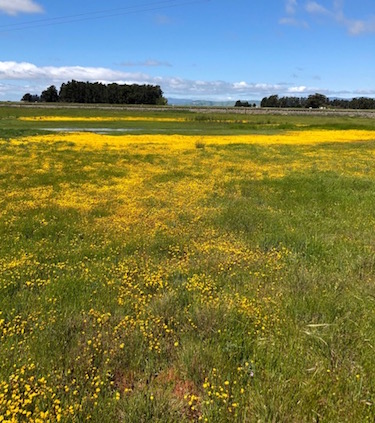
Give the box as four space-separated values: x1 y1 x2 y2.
1 105 375 422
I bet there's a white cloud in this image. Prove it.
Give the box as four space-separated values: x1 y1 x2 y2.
233 81 250 89
0 61 147 82
0 61 374 101
0 0 43 15
288 86 308 93
0 61 287 100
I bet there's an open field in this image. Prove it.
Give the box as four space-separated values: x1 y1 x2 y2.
2 102 375 118
1 106 375 422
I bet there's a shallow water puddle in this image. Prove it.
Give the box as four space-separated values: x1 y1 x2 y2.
39 127 143 134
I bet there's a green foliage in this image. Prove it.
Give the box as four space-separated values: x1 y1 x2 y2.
21 93 40 102
58 80 166 105
21 81 167 105
305 93 329 109
41 85 59 103
234 100 251 107
261 93 375 109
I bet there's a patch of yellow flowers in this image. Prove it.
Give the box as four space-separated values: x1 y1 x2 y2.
9 130 375 150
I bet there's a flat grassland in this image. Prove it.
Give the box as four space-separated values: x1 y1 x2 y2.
1 105 375 422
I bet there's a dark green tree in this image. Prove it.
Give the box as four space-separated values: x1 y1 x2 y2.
41 85 59 102
261 95 279 107
21 93 32 102
305 93 328 108
260 94 375 110
58 81 166 105
21 93 40 102
235 100 250 107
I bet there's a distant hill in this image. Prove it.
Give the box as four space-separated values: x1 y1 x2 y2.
167 98 260 107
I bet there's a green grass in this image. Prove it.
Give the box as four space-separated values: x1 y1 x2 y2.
1 104 375 136
0 105 375 421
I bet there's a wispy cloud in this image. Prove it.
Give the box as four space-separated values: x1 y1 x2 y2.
305 1 330 15
337 14 375 35
0 83 8 94
279 17 309 28
0 61 374 100
279 0 309 28
0 0 43 15
154 14 172 25
286 0 298 15
305 0 375 35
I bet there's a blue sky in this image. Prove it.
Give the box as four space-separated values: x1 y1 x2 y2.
0 0 374 101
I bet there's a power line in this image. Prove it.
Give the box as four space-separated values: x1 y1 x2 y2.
0 0 210 33
0 0 180 28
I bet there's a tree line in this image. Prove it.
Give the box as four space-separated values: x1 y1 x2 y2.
234 100 257 108
21 81 167 105
260 93 375 109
